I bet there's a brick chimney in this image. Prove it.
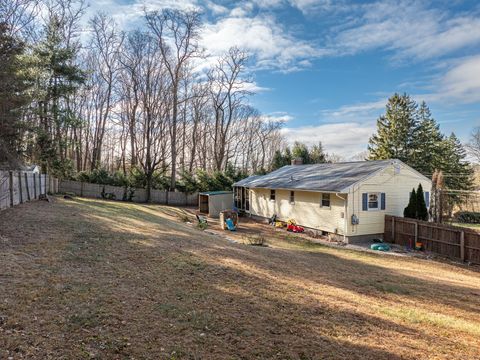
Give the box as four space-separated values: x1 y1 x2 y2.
291 157 303 165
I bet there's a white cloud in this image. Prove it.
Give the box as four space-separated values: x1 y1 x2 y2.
261 112 294 123
253 0 347 14
319 99 386 122
80 0 200 34
416 55 480 104
331 1 480 62
436 55 480 103
282 121 375 157
201 14 324 71
204 1 229 15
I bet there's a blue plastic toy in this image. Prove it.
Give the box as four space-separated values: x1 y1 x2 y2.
225 218 236 231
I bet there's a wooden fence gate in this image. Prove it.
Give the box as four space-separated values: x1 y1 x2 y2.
385 215 480 264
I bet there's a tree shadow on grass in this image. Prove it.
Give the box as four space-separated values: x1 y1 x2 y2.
69 197 480 316
3 198 478 358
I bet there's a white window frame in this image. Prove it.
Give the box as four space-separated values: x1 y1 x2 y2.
321 193 331 208
367 192 380 211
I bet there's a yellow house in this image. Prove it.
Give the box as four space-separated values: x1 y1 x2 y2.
233 159 431 243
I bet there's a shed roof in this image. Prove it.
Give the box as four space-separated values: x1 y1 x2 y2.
233 159 421 193
199 191 233 196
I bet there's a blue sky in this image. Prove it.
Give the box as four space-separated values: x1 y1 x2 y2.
88 0 480 158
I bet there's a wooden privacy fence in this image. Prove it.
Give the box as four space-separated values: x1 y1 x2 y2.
59 180 198 206
0 170 59 211
385 215 480 264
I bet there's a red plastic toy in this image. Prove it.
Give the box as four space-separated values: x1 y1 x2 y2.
286 219 304 233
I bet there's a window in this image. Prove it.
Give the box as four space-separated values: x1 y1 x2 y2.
290 191 295 204
270 189 276 201
362 192 385 211
368 193 379 210
321 193 330 207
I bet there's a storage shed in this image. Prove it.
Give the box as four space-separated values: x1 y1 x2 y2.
198 191 233 218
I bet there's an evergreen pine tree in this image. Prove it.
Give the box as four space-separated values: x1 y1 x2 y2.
368 93 418 163
310 142 327 163
437 133 474 214
0 23 32 165
439 133 474 191
33 15 85 174
284 147 292 165
271 147 292 170
271 150 285 170
292 141 310 163
416 183 428 221
404 188 417 219
411 102 444 175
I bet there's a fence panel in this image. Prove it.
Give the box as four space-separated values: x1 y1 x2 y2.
0 171 56 211
58 180 198 206
151 189 167 203
385 215 480 264
0 171 10 210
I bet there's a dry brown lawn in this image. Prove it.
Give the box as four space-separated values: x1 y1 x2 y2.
1 197 480 360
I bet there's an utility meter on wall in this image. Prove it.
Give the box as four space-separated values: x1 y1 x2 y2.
351 214 359 225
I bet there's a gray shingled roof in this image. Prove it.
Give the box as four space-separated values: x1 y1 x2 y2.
233 160 397 192
233 175 263 187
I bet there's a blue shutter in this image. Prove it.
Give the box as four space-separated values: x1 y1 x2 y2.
362 193 368 211
425 191 430 208
381 193 386 210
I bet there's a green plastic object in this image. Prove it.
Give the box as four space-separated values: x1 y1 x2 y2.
370 243 391 251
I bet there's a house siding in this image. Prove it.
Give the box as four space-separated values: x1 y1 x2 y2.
250 188 347 235
347 163 431 237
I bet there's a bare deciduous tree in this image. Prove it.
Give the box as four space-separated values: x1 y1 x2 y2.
88 13 122 170
466 127 480 163
146 9 202 189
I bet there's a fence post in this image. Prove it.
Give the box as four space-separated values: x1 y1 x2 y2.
9 171 14 207
39 173 42 195
414 221 418 244
24 172 31 201
33 173 37 199
460 231 465 262
391 217 395 242
18 171 23 203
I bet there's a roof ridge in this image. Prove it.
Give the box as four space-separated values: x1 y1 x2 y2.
285 159 393 166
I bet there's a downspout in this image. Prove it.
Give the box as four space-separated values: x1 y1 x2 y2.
335 193 347 243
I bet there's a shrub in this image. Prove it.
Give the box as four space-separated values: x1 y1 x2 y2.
245 235 266 246
455 211 480 224
72 164 250 194
128 167 147 188
416 184 428 221
197 222 208 230
122 187 135 202
176 171 199 194
404 188 417 219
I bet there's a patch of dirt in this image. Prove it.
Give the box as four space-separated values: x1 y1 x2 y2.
1 197 480 359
